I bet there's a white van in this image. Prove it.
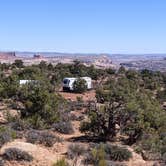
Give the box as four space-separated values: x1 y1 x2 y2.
63 77 92 91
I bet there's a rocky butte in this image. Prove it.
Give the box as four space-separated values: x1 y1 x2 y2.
0 52 116 69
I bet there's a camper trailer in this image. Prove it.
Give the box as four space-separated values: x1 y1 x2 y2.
19 80 38 86
63 77 92 91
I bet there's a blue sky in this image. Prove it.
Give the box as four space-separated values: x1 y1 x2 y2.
0 0 166 53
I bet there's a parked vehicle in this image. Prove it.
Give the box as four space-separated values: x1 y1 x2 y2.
63 77 92 91
19 80 38 86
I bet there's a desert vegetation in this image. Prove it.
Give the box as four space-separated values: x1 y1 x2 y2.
0 60 165 165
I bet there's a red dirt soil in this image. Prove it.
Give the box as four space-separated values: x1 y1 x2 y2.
59 90 96 101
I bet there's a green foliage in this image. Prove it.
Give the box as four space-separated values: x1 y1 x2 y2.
26 130 62 147
73 78 87 93
84 144 106 166
0 61 101 100
67 144 86 159
105 144 132 161
106 68 116 75
125 70 138 79
0 126 16 148
13 59 24 68
134 133 166 161
118 66 126 74
53 158 68 166
91 144 106 166
53 121 74 134
17 66 42 80
96 70 166 162
80 105 110 137
85 143 131 165
83 69 166 162
96 88 110 103
0 74 19 98
140 69 163 90
67 144 86 166
67 61 104 80
17 83 64 129
0 63 10 71
3 148 33 161
157 89 166 103
39 61 47 70
11 118 30 131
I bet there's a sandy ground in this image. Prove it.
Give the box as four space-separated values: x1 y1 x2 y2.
0 120 85 166
58 90 96 102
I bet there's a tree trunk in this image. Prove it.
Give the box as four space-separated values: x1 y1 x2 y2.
107 115 116 139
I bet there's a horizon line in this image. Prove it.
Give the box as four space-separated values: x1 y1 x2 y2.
0 50 166 55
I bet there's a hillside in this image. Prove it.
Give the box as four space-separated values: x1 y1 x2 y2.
0 61 165 166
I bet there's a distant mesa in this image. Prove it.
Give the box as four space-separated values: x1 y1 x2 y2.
0 52 16 59
0 51 115 69
33 54 44 59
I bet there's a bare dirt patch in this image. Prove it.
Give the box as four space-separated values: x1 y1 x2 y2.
0 140 62 166
59 90 96 101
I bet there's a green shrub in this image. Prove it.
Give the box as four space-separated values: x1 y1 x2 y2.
85 144 132 165
136 134 166 160
26 130 40 144
0 127 16 148
96 88 110 103
11 118 30 131
5 110 19 123
73 78 87 93
26 130 62 147
134 146 142 154
105 144 132 161
53 158 68 166
18 84 62 129
84 144 106 166
67 144 86 160
3 148 33 161
13 59 24 68
52 121 74 134
26 115 47 129
39 131 61 147
0 129 12 148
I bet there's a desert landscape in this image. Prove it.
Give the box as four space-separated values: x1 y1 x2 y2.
0 91 157 166
0 0 166 165
1 52 166 72
0 59 165 166
0 52 115 69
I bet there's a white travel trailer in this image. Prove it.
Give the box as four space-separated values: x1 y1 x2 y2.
63 77 92 91
19 80 38 86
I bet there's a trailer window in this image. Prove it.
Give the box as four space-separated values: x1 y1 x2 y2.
63 79 69 84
